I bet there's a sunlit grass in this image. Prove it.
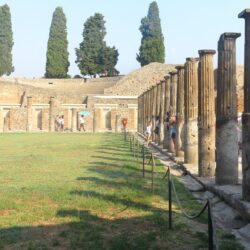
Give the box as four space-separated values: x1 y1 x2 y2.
0 133 244 250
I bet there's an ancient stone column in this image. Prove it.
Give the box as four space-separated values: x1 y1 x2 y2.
71 108 77 132
141 93 145 134
169 71 178 153
198 50 216 177
26 96 33 132
149 87 153 124
239 9 250 200
216 33 241 185
0 108 3 132
137 95 141 133
145 90 149 132
93 109 98 133
142 92 146 133
141 94 144 134
152 85 157 141
184 58 199 165
170 71 178 116
115 114 121 133
175 65 185 156
159 80 165 144
144 90 147 129
49 96 55 132
163 75 171 149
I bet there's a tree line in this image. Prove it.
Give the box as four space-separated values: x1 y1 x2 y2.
0 1 165 78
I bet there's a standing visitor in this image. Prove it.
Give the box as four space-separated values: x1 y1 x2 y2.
79 115 85 131
154 116 160 145
170 117 177 155
60 115 64 131
145 121 152 147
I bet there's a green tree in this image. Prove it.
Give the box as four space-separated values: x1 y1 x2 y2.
45 7 69 78
0 4 14 76
137 1 165 66
76 13 119 77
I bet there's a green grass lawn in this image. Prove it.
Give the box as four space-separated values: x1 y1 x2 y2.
0 133 244 250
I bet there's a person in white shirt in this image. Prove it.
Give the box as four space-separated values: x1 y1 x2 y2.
79 115 85 131
145 121 152 146
60 115 64 131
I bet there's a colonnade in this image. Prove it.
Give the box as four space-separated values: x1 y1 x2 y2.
138 8 250 202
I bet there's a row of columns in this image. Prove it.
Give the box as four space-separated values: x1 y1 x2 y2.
26 96 79 132
138 28 250 201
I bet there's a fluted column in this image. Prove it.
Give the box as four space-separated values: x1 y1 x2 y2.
146 89 150 128
152 85 157 141
176 66 185 156
170 71 178 116
169 71 178 152
49 96 55 132
115 114 121 133
137 95 140 133
140 94 144 134
27 96 33 132
198 50 216 177
0 108 3 132
163 75 171 149
158 80 165 144
147 88 151 125
156 83 161 117
239 9 250 201
144 92 147 133
184 58 199 165
141 93 145 134
216 33 241 185
71 108 77 132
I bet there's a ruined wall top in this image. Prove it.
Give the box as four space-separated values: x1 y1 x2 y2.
104 62 178 96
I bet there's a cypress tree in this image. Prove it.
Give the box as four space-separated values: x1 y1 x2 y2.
75 13 119 77
45 7 69 78
0 4 14 76
137 1 165 66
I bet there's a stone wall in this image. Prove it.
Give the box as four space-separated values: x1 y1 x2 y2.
0 81 87 104
9 108 27 131
0 76 122 94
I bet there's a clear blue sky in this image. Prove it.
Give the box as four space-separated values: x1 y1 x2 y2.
0 0 249 78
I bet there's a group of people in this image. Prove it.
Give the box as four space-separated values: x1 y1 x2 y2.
55 115 65 131
55 114 86 132
145 113 177 150
146 112 242 154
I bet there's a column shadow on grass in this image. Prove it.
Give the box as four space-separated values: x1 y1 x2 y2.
87 161 153 174
0 209 174 250
76 176 155 195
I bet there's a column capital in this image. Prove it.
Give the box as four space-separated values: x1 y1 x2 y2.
164 75 170 80
175 65 185 71
169 70 178 76
198 49 216 56
160 80 165 84
238 9 250 19
219 32 241 40
186 57 199 62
